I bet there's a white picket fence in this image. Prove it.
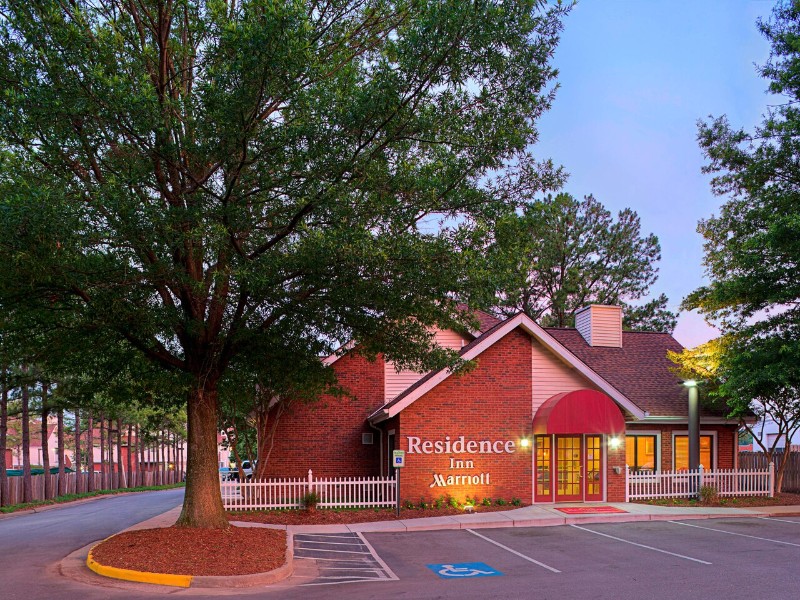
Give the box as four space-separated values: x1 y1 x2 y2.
219 469 397 511
626 463 775 501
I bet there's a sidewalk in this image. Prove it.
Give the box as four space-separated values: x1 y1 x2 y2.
268 502 800 535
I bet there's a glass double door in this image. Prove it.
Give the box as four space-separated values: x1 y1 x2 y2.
537 435 603 502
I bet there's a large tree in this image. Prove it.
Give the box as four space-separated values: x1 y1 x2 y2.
683 0 800 490
0 1 566 527
491 193 676 330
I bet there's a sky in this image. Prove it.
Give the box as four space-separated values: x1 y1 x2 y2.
532 0 777 347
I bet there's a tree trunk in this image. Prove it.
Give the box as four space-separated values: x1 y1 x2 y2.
41 383 51 500
100 415 106 491
136 423 143 487
74 408 81 494
176 384 228 528
107 418 115 489
21 376 32 504
156 429 166 485
126 422 133 489
0 366 8 507
116 418 123 489
87 413 95 492
57 408 66 496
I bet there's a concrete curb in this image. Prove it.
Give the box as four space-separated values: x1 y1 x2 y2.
86 545 193 588
83 528 294 589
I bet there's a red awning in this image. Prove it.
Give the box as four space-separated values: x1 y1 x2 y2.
532 389 625 435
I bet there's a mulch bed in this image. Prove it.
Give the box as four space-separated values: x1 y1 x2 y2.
91 526 286 577
229 503 522 526
636 492 800 508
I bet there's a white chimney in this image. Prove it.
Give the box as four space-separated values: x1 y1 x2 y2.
575 305 623 348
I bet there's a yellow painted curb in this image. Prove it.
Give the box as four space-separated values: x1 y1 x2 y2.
86 546 193 588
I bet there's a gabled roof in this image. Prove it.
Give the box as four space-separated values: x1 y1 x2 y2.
544 328 727 420
368 313 648 424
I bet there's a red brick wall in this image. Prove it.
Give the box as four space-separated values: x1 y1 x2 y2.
263 352 384 478
625 423 738 471
606 440 627 502
397 329 533 504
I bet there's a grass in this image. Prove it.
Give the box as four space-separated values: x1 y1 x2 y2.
0 482 185 514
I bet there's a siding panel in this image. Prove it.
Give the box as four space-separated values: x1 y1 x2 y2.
531 338 598 413
384 328 470 400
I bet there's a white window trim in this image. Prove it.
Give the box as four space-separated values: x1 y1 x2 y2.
671 430 718 471
625 430 662 473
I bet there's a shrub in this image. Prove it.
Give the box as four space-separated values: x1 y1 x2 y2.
699 485 719 505
448 495 459 509
481 497 492 506
511 498 522 506
419 498 429 509
404 499 416 510
495 498 507 506
302 491 320 510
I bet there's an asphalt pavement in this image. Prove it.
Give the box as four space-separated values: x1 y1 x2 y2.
0 488 184 600
6 493 800 600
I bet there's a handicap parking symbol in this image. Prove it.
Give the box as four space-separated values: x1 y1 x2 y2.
427 562 503 579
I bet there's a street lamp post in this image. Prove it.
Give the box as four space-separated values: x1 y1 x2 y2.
684 380 700 497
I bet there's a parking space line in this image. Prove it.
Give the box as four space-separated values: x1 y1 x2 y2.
758 517 800 525
304 557 377 562
570 525 712 564
296 533 360 540
669 520 800 547
465 529 561 573
295 540 368 546
357 532 399 580
295 547 372 554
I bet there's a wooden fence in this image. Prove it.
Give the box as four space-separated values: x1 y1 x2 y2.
739 451 800 493
626 464 774 501
3 470 182 506
220 469 397 511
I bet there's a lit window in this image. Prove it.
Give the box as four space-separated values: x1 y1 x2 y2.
674 435 713 471
625 435 656 472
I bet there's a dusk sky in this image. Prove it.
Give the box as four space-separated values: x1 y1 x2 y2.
534 1 777 347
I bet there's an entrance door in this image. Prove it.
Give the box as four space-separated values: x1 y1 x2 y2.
584 435 603 501
555 436 582 501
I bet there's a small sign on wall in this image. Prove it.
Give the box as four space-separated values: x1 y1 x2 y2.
392 450 405 468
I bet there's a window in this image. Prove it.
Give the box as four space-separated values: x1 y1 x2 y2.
674 435 714 471
535 435 551 497
626 435 657 472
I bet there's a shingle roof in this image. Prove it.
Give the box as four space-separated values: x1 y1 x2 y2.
473 309 502 333
544 328 725 419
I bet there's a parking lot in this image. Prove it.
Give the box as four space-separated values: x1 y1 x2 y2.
274 517 800 600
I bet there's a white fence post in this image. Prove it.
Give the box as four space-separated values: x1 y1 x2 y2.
625 464 630 502
307 469 313 499
769 461 775 498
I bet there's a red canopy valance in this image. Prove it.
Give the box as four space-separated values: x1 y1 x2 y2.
532 389 625 435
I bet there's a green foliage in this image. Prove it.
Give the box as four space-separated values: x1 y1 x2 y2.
481 497 492 506
494 498 507 506
404 499 415 510
447 495 459 509
418 498 429 509
301 491 320 510
699 485 719 505
491 193 675 331
685 2 800 489
0 0 568 525
511 498 522 506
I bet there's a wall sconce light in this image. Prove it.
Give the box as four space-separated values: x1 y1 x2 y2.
608 436 622 450
519 438 531 448
683 379 698 388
